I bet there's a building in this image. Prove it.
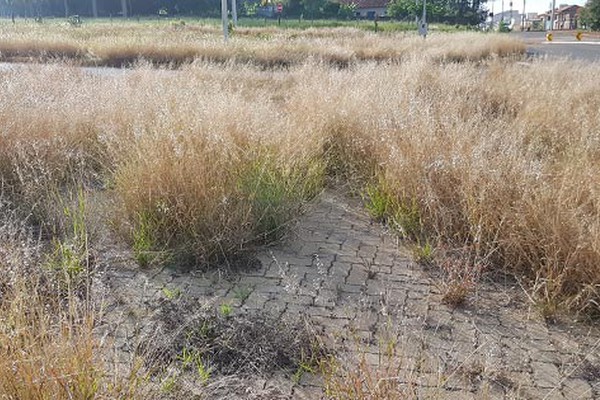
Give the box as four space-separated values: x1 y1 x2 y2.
490 10 522 29
539 4 582 30
339 0 389 20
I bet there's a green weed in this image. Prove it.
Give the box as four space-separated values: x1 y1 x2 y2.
160 375 178 393
45 187 89 293
233 285 253 302
195 357 212 385
389 197 422 240
132 210 164 268
363 183 394 222
219 302 233 317
176 347 212 385
162 287 181 301
413 241 435 266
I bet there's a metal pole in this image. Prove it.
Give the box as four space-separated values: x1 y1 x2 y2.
232 0 238 27
522 0 525 30
550 0 555 31
221 0 228 42
419 0 427 38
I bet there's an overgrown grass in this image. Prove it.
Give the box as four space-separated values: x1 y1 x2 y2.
2 48 600 314
0 20 525 67
0 196 142 399
0 27 599 398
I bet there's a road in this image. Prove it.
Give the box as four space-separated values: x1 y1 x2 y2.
516 31 600 62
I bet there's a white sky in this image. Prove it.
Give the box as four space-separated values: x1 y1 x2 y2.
487 0 587 14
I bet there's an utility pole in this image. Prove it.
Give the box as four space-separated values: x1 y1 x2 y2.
92 0 98 18
232 0 238 27
221 0 229 42
121 0 127 18
522 0 525 30
418 0 427 38
550 0 555 30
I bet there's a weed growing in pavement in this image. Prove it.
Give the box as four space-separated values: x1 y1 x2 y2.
162 287 182 300
321 329 413 400
219 302 233 317
233 285 253 303
413 241 435 266
364 182 395 222
44 187 91 298
140 298 328 388
437 245 486 307
0 195 144 398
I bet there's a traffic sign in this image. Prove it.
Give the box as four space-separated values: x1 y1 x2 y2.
276 3 283 13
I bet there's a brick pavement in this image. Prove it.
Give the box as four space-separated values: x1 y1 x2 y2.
95 190 600 399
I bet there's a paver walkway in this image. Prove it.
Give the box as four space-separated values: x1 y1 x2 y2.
95 189 600 399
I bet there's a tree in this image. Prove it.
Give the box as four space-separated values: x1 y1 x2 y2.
581 0 600 30
387 0 419 20
388 0 487 25
301 0 326 21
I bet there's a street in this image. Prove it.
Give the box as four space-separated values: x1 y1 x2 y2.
516 31 600 62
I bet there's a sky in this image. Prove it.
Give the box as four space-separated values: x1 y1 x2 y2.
487 0 587 14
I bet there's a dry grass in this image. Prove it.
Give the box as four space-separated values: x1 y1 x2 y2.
0 27 598 398
2 50 600 311
0 20 525 67
0 200 143 399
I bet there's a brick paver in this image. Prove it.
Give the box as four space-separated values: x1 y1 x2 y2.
95 190 600 399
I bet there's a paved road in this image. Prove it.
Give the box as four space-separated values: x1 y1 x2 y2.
516 31 600 62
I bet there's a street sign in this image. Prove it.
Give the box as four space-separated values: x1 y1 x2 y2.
277 3 283 13
576 31 583 41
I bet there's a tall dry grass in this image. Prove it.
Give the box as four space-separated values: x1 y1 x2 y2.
0 198 145 399
0 29 599 398
289 59 600 315
0 32 596 318
0 20 525 67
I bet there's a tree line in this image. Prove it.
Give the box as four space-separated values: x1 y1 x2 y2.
387 0 486 25
0 0 489 26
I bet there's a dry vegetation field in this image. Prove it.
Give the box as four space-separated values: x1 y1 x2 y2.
0 20 599 398
0 19 521 66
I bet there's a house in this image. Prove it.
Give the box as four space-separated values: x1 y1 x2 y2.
339 0 389 20
539 4 582 30
491 10 522 29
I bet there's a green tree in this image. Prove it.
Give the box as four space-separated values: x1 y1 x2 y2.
387 0 419 20
338 2 356 19
301 0 326 21
388 0 486 25
582 0 600 30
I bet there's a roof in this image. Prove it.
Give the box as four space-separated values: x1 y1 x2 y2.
556 4 582 13
539 4 582 16
338 0 390 9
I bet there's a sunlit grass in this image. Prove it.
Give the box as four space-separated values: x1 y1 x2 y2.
0 26 598 398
